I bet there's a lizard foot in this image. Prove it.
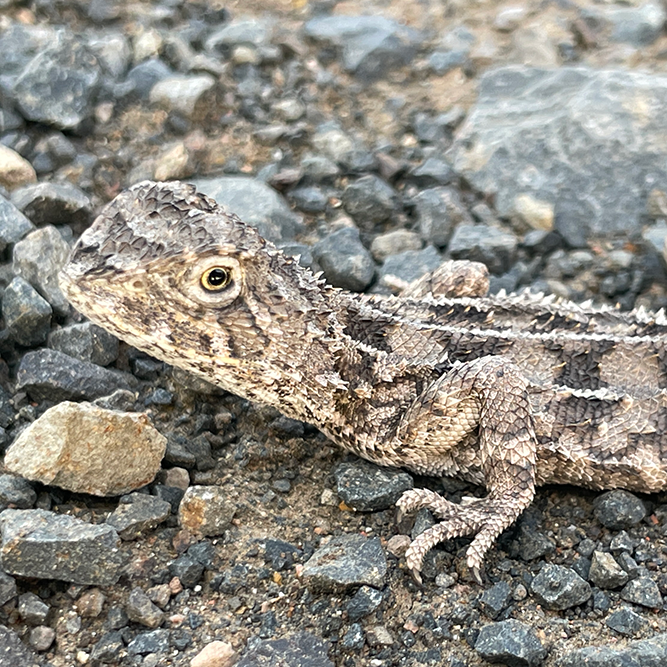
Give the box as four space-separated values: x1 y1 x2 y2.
398 489 533 584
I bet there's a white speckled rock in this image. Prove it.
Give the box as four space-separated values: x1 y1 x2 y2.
5 401 166 496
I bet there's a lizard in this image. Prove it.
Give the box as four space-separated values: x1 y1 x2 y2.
58 179 667 584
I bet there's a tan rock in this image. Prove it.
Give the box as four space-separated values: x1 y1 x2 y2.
154 143 191 181
178 486 236 536
5 401 167 496
512 193 554 231
190 641 236 667
0 145 37 191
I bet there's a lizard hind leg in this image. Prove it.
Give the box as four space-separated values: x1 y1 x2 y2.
395 355 538 582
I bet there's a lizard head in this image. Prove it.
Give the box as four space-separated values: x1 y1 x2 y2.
59 180 330 389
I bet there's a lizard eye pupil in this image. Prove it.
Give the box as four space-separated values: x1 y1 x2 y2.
201 267 231 291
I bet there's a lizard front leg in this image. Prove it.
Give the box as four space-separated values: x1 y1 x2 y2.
395 356 537 583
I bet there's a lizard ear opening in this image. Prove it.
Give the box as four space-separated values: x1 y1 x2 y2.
181 256 242 307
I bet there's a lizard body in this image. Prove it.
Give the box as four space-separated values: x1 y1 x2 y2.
59 180 667 581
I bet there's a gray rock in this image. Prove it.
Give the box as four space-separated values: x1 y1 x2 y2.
560 633 667 667
621 576 663 608
169 555 204 588
340 623 365 651
149 74 216 118
0 474 36 510
179 485 236 536
530 563 591 610
606 607 646 636
0 571 17 606
126 587 164 628
602 2 666 47
262 538 301 572
334 460 413 511
304 16 422 81
594 490 646 529
346 585 383 622
87 32 131 79
48 322 119 366
127 628 170 655
13 34 102 130
0 508 123 585
479 580 512 620
2 277 52 347
192 176 303 242
290 186 328 214
475 619 547 667
12 225 70 315
370 229 422 263
411 158 454 187
311 124 356 165
16 349 133 402
448 224 518 274
0 22 55 79
124 58 173 101
106 493 171 540
379 245 441 290
301 534 387 592
90 631 124 663
0 194 34 252
0 624 40 667
10 181 92 231
510 524 556 561
205 18 274 51
301 154 340 182
589 551 629 589
342 175 399 229
18 592 49 625
29 625 55 652
413 186 473 247
5 401 166 497
428 50 467 75
453 67 667 247
312 227 375 291
609 530 638 554
237 632 333 667
0 107 23 133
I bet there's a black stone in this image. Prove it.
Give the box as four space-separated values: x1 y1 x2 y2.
11 181 92 231
263 538 302 571
606 607 646 636
169 555 204 588
475 619 547 667
594 490 646 530
530 563 591 610
237 632 333 667
0 473 36 510
16 349 133 402
2 277 52 347
301 535 387 593
346 585 383 621
334 460 413 511
312 227 375 292
479 581 512 620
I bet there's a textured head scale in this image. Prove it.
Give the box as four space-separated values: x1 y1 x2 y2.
62 180 267 282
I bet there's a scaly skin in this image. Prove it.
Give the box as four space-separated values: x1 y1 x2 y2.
59 180 667 582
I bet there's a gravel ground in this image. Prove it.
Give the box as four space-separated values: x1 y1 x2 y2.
2 1 667 666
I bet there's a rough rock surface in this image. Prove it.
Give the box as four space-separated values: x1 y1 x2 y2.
4 401 167 496
453 67 667 246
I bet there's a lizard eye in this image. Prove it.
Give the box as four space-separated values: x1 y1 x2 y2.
201 266 232 292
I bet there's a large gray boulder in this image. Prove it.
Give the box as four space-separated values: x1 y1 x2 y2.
452 66 667 246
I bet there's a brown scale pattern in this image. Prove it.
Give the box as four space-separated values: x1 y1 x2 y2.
59 180 667 583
